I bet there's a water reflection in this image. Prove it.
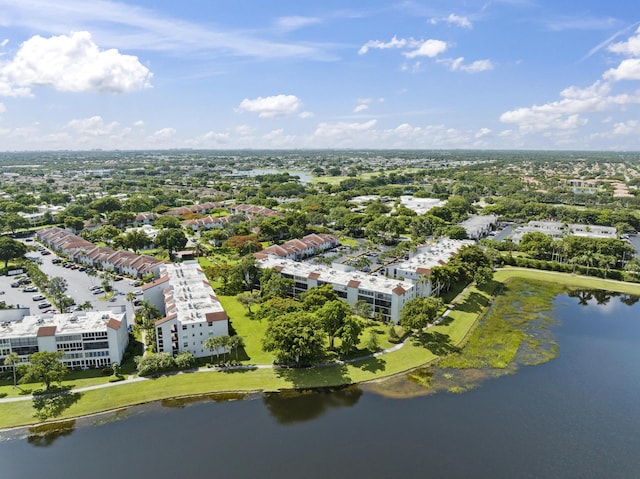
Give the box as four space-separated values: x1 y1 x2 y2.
263 387 362 424
26 420 76 447
161 392 248 408
568 289 640 306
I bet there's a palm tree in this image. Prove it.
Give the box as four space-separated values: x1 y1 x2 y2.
228 335 245 363
204 336 222 364
4 352 20 388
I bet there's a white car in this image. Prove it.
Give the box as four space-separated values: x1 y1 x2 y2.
32 294 46 301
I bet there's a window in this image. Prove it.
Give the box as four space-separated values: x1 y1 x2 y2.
182 325 187 331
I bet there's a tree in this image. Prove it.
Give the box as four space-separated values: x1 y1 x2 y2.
365 330 380 352
237 291 260 313
352 299 372 319
204 335 230 364
4 351 20 388
262 312 327 365
300 284 338 311
19 351 67 391
154 228 187 260
136 300 161 332
259 268 294 301
337 316 363 355
48 277 68 311
228 335 245 362
64 216 85 233
232 256 260 291
399 297 444 331
317 300 351 350
0 236 26 269
154 215 183 229
473 266 494 286
2 213 29 234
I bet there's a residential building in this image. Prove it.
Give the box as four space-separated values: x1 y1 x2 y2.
385 238 474 297
459 215 498 240
254 233 339 261
510 221 618 244
0 309 128 370
37 227 164 278
257 256 416 323
143 261 229 359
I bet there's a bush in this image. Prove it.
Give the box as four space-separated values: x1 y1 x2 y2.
174 351 196 370
135 352 176 376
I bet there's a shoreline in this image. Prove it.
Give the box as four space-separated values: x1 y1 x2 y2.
1 268 640 431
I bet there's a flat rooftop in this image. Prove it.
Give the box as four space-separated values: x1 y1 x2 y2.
0 310 126 339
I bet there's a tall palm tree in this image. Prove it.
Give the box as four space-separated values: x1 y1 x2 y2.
4 352 20 388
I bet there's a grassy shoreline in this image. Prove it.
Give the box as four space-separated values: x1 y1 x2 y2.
1 268 640 430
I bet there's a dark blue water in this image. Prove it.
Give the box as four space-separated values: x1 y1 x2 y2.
1 293 639 479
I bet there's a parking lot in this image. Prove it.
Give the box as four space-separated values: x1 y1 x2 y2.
1 240 141 320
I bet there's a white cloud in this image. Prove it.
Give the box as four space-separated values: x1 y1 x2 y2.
0 31 152 95
604 59 640 81
608 27 640 56
298 111 314 119
403 39 448 59
151 127 176 139
500 81 640 133
445 14 472 28
353 104 369 113
358 36 407 55
446 57 494 72
475 128 491 138
237 94 302 118
0 39 8 48
0 102 5 114
67 116 119 136
314 119 377 140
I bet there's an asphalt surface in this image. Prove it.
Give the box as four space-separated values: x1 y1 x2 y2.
1 240 140 321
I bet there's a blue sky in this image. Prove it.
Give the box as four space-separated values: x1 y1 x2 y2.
0 0 639 151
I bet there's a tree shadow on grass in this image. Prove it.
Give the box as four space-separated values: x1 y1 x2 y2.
354 355 386 373
275 362 351 389
32 390 82 421
413 331 461 356
454 291 487 314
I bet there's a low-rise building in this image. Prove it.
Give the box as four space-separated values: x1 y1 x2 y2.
0 309 128 370
459 215 498 240
385 238 474 296
254 233 339 261
510 221 617 244
257 257 415 323
143 261 229 359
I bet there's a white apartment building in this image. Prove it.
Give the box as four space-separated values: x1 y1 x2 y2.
257 257 416 323
385 238 475 297
0 309 129 370
143 261 229 359
510 221 617 244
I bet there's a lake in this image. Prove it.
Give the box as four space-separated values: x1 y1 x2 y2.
1 291 639 479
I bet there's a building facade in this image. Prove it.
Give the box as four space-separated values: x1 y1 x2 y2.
257 256 415 323
0 309 128 370
143 261 229 359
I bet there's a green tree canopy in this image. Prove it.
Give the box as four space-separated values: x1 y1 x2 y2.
262 312 327 365
399 297 444 331
0 236 26 269
19 351 67 391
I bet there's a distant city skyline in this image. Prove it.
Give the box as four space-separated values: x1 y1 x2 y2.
0 0 639 151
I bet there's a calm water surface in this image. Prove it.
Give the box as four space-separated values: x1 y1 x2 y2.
1 293 639 479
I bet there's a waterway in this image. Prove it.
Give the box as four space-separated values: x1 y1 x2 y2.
0 292 639 478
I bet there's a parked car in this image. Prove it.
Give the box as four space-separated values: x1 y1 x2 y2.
38 302 52 309
22 286 38 293
92 288 105 295
0 290 5 295
51 258 62 264
32 294 46 301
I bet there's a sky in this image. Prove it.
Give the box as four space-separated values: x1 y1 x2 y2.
0 0 639 151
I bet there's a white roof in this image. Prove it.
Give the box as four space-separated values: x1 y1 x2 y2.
0 310 125 339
